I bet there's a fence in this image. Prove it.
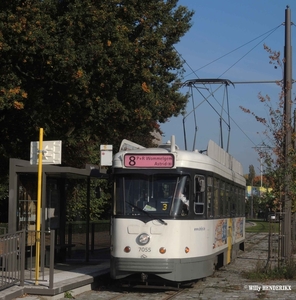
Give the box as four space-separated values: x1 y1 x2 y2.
0 230 26 291
0 229 55 292
0 222 110 294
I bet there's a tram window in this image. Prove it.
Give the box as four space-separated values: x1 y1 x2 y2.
171 176 189 217
114 178 124 215
231 186 237 217
213 178 219 217
207 177 213 218
219 181 225 216
181 177 190 216
194 175 205 215
229 185 234 217
240 188 245 216
237 188 241 216
225 183 230 217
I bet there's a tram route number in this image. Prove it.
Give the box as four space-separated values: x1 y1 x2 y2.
139 247 151 252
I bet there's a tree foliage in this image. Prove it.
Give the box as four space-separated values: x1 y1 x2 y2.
65 179 111 222
240 44 296 213
0 0 193 174
247 164 256 186
0 1 194 222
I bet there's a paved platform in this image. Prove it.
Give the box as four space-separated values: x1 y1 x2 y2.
0 256 110 300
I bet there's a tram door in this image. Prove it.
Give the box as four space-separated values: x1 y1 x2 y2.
227 218 232 264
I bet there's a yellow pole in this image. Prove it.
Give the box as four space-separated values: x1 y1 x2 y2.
35 128 43 285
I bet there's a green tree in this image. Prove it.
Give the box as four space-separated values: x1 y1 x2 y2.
0 0 193 174
247 164 255 186
240 44 296 214
0 0 194 221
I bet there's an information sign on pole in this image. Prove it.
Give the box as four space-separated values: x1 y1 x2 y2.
30 140 62 165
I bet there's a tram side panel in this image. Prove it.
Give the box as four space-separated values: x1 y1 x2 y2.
232 216 245 256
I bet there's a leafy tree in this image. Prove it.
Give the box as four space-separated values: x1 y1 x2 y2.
247 164 256 218
240 44 296 214
65 179 111 222
0 0 193 174
247 164 256 186
0 1 194 216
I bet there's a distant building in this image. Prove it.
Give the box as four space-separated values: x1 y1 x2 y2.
246 186 272 197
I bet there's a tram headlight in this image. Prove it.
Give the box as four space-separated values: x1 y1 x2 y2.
185 247 190 253
136 233 150 245
124 246 131 253
159 247 166 254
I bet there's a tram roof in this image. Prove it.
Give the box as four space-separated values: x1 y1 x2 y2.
113 139 245 186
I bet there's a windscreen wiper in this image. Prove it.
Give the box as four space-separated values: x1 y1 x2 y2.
126 201 167 225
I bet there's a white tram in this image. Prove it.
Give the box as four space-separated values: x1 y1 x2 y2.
110 136 246 283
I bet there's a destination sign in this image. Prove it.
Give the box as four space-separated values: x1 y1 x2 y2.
124 154 174 168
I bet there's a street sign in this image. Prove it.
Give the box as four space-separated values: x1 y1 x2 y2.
30 140 62 165
100 144 113 166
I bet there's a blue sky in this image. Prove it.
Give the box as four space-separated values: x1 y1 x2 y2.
160 0 296 175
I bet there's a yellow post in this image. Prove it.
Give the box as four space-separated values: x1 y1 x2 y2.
35 128 43 285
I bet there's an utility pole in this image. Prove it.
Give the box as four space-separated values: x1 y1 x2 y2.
282 5 292 261
252 145 267 188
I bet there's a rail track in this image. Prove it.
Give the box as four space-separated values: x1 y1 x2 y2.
77 285 195 300
84 272 199 300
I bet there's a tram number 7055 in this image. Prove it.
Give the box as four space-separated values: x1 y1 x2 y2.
139 247 151 252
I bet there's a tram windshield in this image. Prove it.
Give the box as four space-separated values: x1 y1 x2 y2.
114 174 189 217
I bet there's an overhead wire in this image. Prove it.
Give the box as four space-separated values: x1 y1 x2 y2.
185 24 282 77
176 46 257 148
173 24 283 151
217 24 282 78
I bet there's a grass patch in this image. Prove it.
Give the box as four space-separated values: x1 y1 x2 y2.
64 291 75 299
246 219 279 233
243 259 296 281
245 219 296 280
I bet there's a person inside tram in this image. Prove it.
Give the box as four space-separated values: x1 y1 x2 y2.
179 192 189 207
173 180 189 216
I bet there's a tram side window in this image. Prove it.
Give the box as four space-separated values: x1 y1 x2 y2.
207 177 213 218
213 178 219 217
181 177 190 216
225 183 230 216
231 186 237 217
240 188 245 216
114 179 124 215
194 175 205 215
237 188 242 216
229 185 235 218
219 181 225 216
